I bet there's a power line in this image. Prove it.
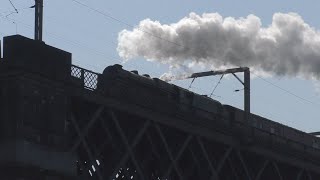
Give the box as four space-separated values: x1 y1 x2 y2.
11 7 120 55
0 15 123 63
0 7 31 16
69 0 184 48
0 13 146 73
252 72 320 106
8 0 18 14
4 0 29 18
4 1 318 111
66 0 320 107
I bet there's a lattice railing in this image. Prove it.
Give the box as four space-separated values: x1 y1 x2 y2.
71 65 100 90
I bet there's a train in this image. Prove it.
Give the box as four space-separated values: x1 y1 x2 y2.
97 64 320 155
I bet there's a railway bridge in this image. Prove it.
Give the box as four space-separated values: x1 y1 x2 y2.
0 35 319 180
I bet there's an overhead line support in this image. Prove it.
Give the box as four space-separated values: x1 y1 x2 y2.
34 0 43 41
184 67 251 122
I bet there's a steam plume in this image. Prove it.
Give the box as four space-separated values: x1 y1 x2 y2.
117 12 320 79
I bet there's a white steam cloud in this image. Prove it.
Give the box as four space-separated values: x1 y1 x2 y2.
117 12 320 79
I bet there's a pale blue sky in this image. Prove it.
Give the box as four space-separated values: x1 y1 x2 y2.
1 0 320 132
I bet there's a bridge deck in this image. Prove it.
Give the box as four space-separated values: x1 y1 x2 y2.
68 65 320 180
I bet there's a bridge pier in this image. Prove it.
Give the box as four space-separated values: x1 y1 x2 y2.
0 35 76 179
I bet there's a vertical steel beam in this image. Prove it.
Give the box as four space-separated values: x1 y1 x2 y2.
197 137 220 180
163 134 192 179
227 158 240 180
70 113 104 180
306 170 313 180
208 147 233 180
271 162 283 180
297 169 304 180
188 147 205 179
216 147 233 173
108 120 150 180
97 117 115 153
108 110 146 180
255 160 269 180
154 122 188 179
145 132 161 160
236 151 252 180
71 106 105 152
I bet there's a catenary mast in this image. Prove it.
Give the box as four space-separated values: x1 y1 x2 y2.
34 0 43 41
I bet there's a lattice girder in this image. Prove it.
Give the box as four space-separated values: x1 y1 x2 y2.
69 101 320 180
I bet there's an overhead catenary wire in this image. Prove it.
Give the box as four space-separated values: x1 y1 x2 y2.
0 14 122 60
2 7 122 60
0 18 302 129
8 0 18 14
209 74 224 98
69 0 184 48
67 0 320 106
0 12 149 73
5 0 26 18
0 6 35 35
188 78 196 90
251 71 320 107
0 7 30 17
2 1 319 114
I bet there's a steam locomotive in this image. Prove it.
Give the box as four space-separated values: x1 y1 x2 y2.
97 64 320 155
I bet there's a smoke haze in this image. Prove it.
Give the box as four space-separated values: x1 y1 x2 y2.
117 12 320 79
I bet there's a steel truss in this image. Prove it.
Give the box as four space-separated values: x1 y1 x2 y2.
68 97 320 180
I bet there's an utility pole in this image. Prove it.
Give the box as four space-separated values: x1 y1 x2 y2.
34 0 43 41
180 67 251 122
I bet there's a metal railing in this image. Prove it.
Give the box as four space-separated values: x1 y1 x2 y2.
71 65 100 90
